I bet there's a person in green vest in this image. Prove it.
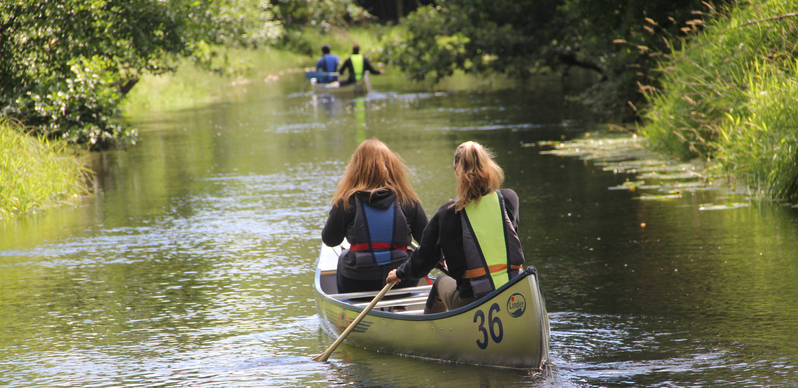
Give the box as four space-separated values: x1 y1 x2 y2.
338 44 385 87
386 141 526 314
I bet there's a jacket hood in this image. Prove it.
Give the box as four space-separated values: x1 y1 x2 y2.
355 189 396 210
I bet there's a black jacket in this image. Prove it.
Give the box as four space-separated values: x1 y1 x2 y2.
338 56 381 81
395 189 521 298
322 190 427 280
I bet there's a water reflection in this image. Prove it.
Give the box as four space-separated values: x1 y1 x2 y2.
1 70 798 387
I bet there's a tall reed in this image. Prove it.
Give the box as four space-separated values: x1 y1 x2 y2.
0 119 91 218
641 0 798 199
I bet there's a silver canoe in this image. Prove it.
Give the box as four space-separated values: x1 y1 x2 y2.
309 72 372 95
314 241 551 369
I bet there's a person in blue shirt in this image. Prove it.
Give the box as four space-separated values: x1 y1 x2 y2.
315 44 340 84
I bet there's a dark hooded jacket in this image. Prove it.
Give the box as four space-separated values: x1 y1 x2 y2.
322 189 427 280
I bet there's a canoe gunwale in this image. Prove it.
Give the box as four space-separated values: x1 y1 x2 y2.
309 72 371 95
314 265 539 322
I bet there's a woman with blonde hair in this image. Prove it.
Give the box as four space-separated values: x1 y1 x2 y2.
322 139 428 293
387 141 525 313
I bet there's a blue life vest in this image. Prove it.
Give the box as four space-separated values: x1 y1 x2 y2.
319 54 339 83
349 196 409 270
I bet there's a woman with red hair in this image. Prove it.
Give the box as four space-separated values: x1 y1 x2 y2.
322 139 427 293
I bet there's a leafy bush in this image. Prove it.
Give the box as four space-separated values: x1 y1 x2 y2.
0 1 195 149
0 0 368 150
378 0 730 119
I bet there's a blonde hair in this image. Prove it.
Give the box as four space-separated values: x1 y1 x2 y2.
451 141 504 212
331 139 420 209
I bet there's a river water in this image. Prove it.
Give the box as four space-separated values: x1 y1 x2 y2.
1 71 797 387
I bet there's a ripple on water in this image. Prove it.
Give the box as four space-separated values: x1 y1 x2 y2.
547 311 798 387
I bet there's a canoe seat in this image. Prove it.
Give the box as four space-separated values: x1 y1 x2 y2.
327 284 432 301
329 284 433 314
352 295 429 309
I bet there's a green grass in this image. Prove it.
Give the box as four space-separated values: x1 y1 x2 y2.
0 119 90 219
640 0 798 199
121 47 311 113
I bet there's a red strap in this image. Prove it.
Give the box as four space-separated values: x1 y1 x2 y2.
350 242 407 251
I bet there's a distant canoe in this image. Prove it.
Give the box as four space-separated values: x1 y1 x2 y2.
314 241 551 369
307 72 372 95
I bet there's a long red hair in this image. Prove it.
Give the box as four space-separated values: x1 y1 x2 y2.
331 139 420 209
451 141 504 212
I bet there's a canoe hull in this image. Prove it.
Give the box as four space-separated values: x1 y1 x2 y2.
310 73 371 95
314 243 550 369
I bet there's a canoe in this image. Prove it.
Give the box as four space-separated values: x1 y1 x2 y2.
307 72 372 95
314 241 551 369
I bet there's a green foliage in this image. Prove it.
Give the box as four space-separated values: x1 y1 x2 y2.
641 0 798 199
273 0 373 56
273 0 371 27
380 0 731 118
0 0 198 149
0 0 369 150
381 2 558 82
201 1 284 49
0 119 90 219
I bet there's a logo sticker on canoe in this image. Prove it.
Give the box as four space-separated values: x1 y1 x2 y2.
507 293 526 318
333 310 372 333
336 312 352 332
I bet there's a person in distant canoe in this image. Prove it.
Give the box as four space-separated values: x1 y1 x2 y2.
322 139 428 293
315 44 340 84
338 44 385 86
387 141 525 313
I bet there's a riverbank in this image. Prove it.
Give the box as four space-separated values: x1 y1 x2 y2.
0 119 90 219
121 27 387 113
640 0 798 200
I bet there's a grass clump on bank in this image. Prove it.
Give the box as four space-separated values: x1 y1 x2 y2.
0 119 90 219
640 0 798 199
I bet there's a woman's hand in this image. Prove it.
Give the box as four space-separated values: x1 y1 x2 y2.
386 269 401 284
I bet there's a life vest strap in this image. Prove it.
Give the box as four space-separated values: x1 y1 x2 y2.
462 264 522 279
349 242 407 251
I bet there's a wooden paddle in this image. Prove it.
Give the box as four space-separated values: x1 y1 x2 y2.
313 281 396 362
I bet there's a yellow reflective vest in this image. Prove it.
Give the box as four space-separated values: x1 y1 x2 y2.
460 191 525 297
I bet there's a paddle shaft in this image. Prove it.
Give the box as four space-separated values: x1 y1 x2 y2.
313 281 396 362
